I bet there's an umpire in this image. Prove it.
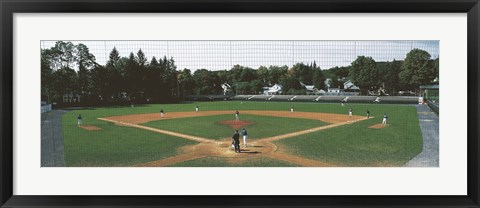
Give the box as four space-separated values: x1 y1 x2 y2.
232 130 241 153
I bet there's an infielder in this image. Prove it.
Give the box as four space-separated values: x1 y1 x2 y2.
290 106 294 112
235 110 239 121
366 110 370 118
382 113 388 125
241 128 248 147
349 108 353 117
195 106 199 112
77 114 83 127
160 109 165 118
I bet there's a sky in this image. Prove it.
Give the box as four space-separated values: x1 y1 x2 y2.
41 40 439 71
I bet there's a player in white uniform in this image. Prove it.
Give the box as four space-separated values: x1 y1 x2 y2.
235 110 239 121
382 113 388 125
241 128 248 147
290 106 294 112
77 114 83 127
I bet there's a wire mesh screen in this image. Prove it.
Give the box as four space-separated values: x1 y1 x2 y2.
40 40 439 71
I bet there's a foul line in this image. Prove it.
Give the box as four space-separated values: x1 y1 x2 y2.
97 118 212 143
256 117 371 142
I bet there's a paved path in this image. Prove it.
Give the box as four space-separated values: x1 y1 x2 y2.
41 110 66 167
404 105 439 167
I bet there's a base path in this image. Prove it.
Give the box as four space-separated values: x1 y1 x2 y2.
404 105 439 167
98 118 212 143
258 118 369 143
101 110 365 125
41 110 66 167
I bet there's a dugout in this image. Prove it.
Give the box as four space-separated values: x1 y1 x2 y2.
420 84 439 102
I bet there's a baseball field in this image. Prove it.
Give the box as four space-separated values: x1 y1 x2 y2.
60 101 423 167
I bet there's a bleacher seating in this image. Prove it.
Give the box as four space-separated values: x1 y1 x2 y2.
203 95 421 104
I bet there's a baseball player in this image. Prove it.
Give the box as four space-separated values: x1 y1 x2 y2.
382 113 388 125
366 110 370 118
195 105 199 112
290 106 294 112
232 130 241 153
349 108 353 117
235 110 239 121
241 128 248 147
160 109 165 118
77 114 83 127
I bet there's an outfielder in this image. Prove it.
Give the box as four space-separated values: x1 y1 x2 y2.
77 114 83 127
241 128 248 147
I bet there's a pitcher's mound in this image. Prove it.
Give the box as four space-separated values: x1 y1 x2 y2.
368 124 388 129
80 125 101 131
218 120 254 129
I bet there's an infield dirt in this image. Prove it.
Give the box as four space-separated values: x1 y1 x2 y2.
79 125 101 131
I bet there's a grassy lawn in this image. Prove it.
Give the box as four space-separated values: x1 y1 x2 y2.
62 114 197 167
168 156 298 167
143 114 328 140
60 101 423 167
275 106 423 166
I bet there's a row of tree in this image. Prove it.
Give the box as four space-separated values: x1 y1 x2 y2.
41 41 438 106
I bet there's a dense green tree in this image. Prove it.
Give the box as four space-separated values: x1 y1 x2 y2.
52 67 78 101
382 60 403 94
281 75 303 94
193 69 222 95
312 68 326 91
350 56 381 94
41 50 54 102
289 63 313 84
124 52 140 93
257 66 269 85
399 49 436 91
106 47 120 67
267 65 288 84
76 44 96 96
177 69 195 99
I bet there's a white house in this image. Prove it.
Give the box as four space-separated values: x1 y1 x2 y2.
263 84 283 95
328 88 341 93
300 82 318 94
344 80 360 91
221 83 231 95
325 78 332 88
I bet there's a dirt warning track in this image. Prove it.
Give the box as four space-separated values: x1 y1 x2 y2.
99 110 370 167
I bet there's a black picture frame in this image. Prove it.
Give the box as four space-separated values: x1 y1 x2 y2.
1 0 479 207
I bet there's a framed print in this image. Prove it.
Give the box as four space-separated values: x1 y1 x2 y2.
1 0 479 207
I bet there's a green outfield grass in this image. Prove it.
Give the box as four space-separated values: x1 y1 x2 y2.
60 101 423 167
62 117 198 167
168 156 298 167
143 114 327 140
275 106 422 166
